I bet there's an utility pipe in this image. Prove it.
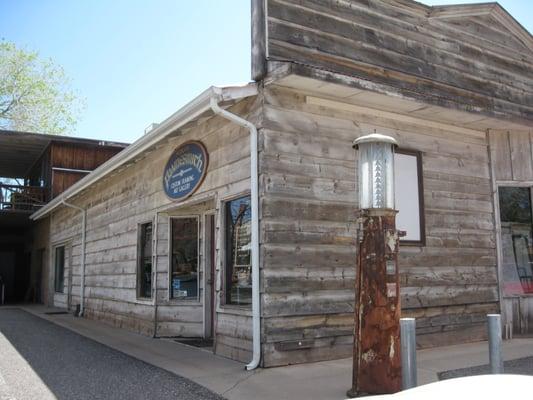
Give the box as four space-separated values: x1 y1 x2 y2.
209 94 261 370
61 200 86 317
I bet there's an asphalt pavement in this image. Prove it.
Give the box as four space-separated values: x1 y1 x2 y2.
0 308 224 400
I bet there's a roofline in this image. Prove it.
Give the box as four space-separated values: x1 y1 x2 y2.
0 129 129 148
30 83 258 221
429 2 533 52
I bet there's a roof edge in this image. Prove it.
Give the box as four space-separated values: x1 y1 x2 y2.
30 83 258 220
429 2 533 52
0 129 129 148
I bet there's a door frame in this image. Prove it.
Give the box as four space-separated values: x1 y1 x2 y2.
203 212 216 339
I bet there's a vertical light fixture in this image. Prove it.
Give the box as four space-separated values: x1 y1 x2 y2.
356 134 396 210
348 133 402 397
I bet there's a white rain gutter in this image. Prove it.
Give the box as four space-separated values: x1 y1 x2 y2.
61 200 86 317
210 91 261 370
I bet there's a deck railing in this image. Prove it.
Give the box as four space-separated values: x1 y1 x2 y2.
0 184 47 212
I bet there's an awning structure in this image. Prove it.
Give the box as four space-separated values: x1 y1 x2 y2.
0 130 127 179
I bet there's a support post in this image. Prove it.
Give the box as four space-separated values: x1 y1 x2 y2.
400 318 417 390
488 314 504 374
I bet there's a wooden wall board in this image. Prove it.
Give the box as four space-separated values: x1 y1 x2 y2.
261 0 533 126
489 130 533 182
259 85 498 366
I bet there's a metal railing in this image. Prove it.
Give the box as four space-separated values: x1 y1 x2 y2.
0 184 47 211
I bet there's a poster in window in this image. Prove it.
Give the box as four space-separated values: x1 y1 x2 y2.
394 152 423 243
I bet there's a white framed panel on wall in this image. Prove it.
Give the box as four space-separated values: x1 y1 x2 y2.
394 149 425 245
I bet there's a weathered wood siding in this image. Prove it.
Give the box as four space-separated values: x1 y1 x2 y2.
49 96 260 361
49 142 124 199
489 130 533 182
260 0 533 126
260 86 498 366
488 129 533 336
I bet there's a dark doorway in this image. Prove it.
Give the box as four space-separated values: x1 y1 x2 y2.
0 251 16 304
0 244 30 304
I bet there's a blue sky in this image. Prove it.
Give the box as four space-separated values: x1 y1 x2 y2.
1 0 531 143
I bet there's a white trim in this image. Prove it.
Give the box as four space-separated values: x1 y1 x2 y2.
52 167 91 174
30 84 258 221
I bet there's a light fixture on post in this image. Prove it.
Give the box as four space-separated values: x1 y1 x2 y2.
348 133 402 397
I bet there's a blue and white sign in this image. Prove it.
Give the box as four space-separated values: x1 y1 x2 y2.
163 141 208 201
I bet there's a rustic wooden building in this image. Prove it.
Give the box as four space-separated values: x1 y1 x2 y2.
31 0 533 368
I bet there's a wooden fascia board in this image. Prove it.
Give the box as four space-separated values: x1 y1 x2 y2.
267 62 533 128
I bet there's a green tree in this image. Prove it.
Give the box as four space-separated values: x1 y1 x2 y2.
0 41 84 135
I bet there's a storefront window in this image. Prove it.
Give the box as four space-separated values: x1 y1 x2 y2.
170 217 198 299
499 187 533 295
54 246 65 293
137 222 152 298
225 196 252 306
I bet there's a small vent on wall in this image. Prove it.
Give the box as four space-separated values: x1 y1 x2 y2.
144 123 160 135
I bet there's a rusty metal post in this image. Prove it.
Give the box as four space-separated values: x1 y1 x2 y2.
348 134 401 397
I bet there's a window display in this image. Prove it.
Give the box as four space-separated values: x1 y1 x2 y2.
225 196 252 305
170 217 199 299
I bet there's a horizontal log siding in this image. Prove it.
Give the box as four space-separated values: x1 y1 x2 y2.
49 96 259 354
265 0 533 125
260 86 498 366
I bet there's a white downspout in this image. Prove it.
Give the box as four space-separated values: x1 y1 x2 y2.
209 95 261 370
61 200 86 317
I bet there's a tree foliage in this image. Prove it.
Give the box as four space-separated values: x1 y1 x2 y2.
0 41 84 135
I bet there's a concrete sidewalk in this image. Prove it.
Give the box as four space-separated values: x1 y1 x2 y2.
12 305 533 400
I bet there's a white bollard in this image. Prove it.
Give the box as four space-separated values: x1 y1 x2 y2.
400 318 417 390
487 314 504 374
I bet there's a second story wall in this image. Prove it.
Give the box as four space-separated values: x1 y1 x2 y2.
252 0 533 127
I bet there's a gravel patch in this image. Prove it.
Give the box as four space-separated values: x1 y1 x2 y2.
0 308 224 400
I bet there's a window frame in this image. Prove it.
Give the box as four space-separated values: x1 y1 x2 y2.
136 221 153 300
54 245 66 293
168 215 201 302
395 148 426 247
222 194 253 308
497 184 533 297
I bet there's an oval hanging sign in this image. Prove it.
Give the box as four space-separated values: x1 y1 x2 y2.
163 141 209 201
